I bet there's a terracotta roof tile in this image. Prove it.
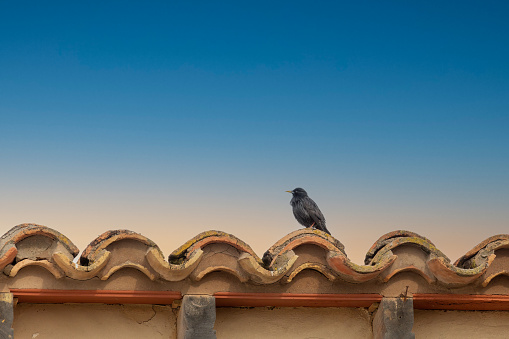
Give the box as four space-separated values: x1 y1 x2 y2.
2 223 509 291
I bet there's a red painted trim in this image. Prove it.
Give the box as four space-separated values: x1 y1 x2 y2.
214 292 383 307
11 290 509 310
10 289 182 305
413 294 509 311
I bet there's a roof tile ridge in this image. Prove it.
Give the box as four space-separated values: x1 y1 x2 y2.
455 234 509 268
168 230 258 263
364 229 447 265
262 228 345 267
0 223 79 258
80 229 161 265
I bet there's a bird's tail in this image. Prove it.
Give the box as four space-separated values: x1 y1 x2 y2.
317 223 331 235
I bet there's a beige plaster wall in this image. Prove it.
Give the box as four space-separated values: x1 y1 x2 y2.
414 310 509 339
214 307 372 339
13 303 176 339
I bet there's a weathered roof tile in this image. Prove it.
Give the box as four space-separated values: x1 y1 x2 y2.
1 223 509 290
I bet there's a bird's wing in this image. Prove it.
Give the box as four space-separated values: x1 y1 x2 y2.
303 197 326 225
293 201 310 222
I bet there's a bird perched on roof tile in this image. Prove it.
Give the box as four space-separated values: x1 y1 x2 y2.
286 188 331 235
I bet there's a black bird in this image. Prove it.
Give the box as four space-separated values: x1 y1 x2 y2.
286 188 331 235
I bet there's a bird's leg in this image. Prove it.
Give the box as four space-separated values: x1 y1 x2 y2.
310 222 315 228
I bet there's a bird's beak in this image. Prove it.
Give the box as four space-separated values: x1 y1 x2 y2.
285 190 293 193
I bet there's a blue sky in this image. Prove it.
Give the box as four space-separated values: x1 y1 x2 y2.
1 1 508 262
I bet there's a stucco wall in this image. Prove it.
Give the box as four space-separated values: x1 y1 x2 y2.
13 304 176 339
414 310 509 339
14 303 509 339
214 307 372 339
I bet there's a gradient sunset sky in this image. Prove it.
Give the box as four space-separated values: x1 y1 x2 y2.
1 1 508 263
